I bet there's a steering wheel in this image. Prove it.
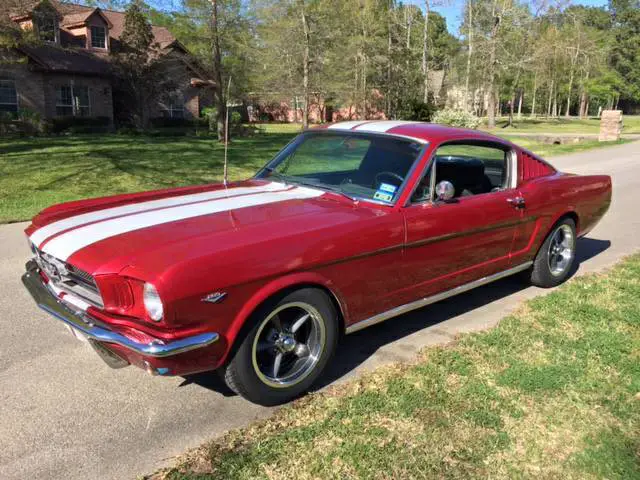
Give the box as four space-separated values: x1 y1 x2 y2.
374 171 404 188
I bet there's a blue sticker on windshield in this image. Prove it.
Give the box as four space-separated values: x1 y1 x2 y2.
379 183 397 194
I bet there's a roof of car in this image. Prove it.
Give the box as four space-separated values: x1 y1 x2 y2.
316 120 508 145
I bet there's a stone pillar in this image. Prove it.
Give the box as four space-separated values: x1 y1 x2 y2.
599 110 623 141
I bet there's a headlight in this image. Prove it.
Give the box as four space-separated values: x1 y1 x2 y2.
143 283 164 322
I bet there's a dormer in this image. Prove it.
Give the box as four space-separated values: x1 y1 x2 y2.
12 1 62 45
60 8 112 51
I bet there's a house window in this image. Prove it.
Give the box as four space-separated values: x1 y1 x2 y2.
0 79 18 114
36 16 57 43
90 26 107 49
56 85 90 117
164 92 185 118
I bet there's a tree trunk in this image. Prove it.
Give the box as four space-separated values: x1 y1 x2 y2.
354 54 359 118
301 3 310 129
386 0 392 118
406 8 412 48
547 79 553 118
486 0 499 128
210 0 225 141
517 89 523 119
579 70 589 119
464 0 473 111
565 61 575 118
421 0 430 103
530 73 537 118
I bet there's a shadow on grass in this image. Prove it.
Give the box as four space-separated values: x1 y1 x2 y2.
182 236 611 398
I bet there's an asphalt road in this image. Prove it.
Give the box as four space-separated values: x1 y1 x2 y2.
1 141 639 480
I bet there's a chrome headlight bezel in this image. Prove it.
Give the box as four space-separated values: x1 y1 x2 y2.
143 282 164 322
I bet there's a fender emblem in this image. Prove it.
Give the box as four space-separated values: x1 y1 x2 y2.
202 292 227 304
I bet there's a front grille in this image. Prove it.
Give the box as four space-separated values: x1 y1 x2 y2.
66 264 98 290
34 248 103 308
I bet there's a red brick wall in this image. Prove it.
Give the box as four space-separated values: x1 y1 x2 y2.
0 64 46 116
42 73 113 121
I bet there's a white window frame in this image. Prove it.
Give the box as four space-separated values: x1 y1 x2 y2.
0 79 19 114
55 83 91 117
37 15 59 44
90 25 107 50
165 92 185 118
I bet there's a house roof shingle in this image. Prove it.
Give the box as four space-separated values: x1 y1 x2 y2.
20 43 113 75
12 1 182 75
56 2 176 47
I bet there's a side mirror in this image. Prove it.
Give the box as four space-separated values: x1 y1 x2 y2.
435 180 455 202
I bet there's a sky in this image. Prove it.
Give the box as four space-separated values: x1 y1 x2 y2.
141 0 611 38
407 0 610 36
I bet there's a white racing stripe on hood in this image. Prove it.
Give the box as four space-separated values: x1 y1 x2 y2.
30 182 287 247
41 186 324 261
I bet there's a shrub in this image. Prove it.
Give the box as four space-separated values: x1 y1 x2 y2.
432 108 481 129
45 116 112 134
149 117 207 128
0 109 43 136
399 98 437 122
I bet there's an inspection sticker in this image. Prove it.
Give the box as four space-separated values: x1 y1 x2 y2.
378 183 397 194
373 191 394 202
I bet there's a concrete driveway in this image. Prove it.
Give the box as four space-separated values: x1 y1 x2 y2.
1 141 638 479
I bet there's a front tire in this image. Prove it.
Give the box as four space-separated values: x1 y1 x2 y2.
529 218 577 288
222 288 339 406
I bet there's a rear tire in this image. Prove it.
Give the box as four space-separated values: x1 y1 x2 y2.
222 288 339 406
528 218 576 288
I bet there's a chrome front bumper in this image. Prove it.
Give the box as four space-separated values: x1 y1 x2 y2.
22 260 219 361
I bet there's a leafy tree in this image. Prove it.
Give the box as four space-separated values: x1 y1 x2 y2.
609 0 640 104
111 0 177 128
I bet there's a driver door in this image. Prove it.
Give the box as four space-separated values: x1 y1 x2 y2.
399 141 522 302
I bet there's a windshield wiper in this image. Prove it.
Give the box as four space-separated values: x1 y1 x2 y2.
262 166 287 185
322 185 359 203
290 179 358 203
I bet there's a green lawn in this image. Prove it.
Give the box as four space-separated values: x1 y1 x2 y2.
500 135 629 158
481 115 640 135
0 125 628 223
153 254 640 480
0 132 291 223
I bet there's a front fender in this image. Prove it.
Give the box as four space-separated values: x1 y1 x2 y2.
218 271 349 366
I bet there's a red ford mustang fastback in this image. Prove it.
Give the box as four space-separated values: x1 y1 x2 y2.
22 121 612 405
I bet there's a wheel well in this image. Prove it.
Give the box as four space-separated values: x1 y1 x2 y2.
223 283 346 367
273 283 346 334
530 211 580 262
558 211 579 233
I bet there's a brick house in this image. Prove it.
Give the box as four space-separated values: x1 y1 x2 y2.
1 1 212 126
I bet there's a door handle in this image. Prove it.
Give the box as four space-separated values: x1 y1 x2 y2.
507 196 526 209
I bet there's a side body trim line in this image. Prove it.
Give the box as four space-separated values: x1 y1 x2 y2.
345 261 533 334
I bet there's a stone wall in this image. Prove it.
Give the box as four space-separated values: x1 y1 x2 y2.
599 110 622 141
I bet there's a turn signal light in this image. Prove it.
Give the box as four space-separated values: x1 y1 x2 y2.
97 275 135 313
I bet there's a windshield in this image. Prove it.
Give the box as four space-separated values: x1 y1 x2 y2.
255 131 424 204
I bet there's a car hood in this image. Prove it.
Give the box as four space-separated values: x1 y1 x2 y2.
25 180 384 278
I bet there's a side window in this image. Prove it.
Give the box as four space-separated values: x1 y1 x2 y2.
411 143 510 203
435 143 509 198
